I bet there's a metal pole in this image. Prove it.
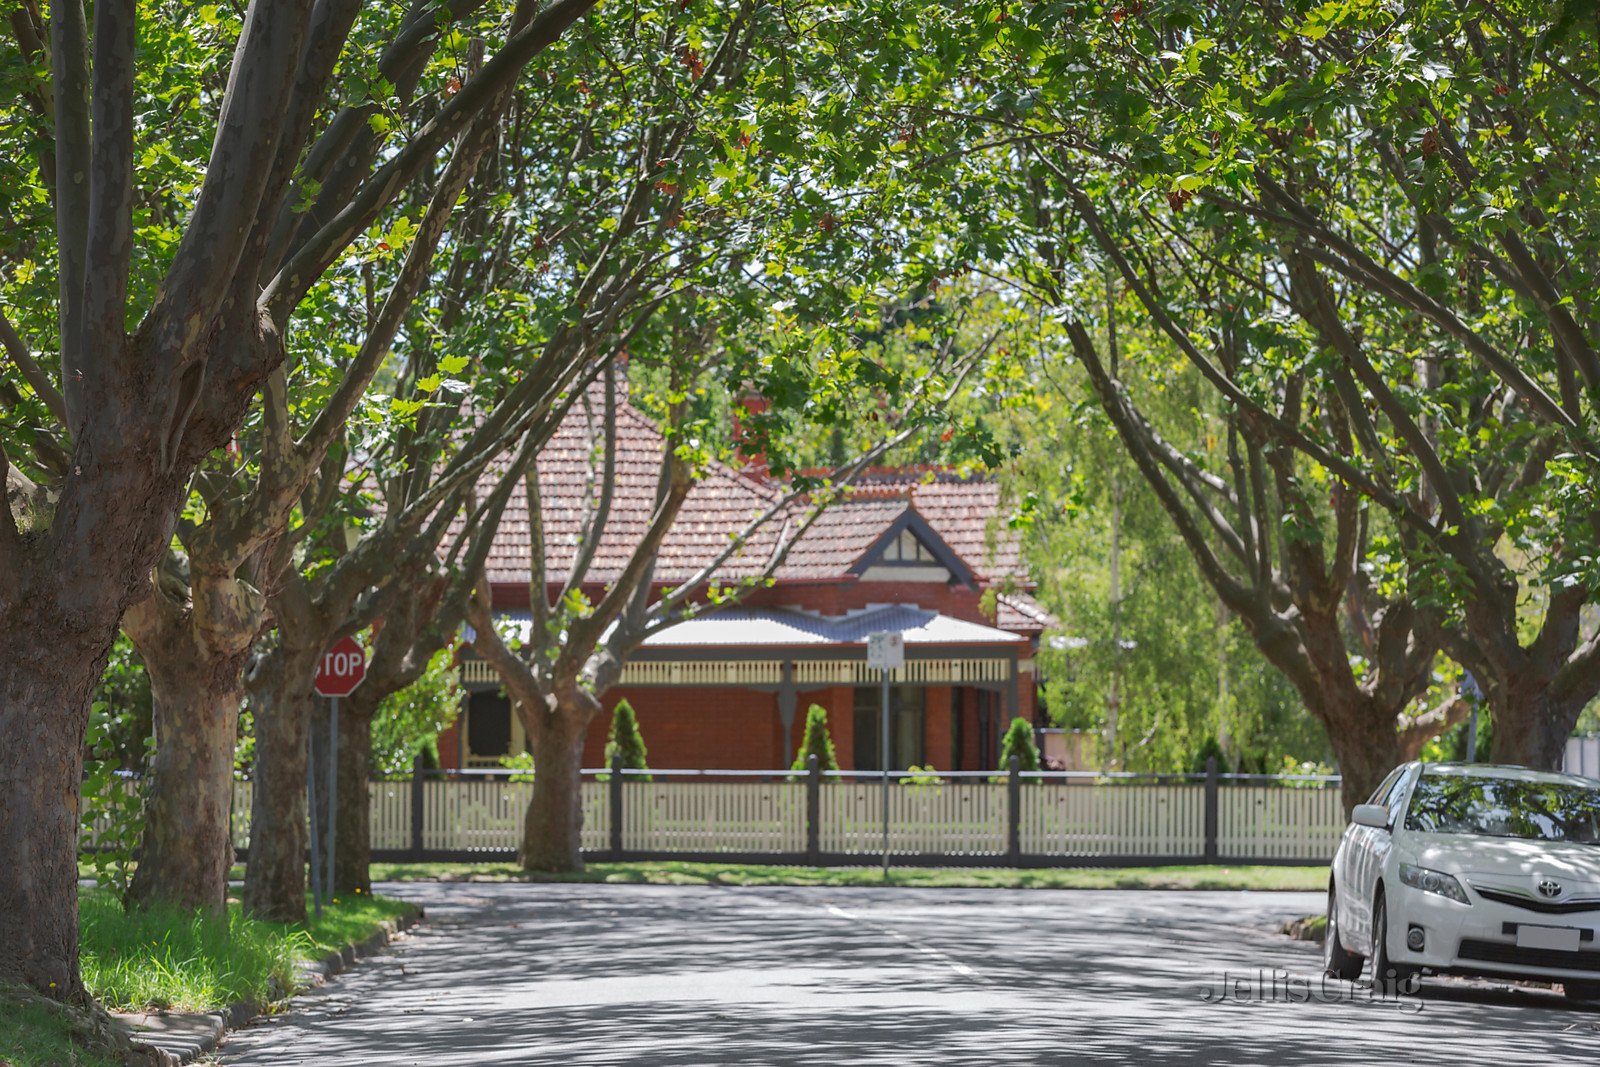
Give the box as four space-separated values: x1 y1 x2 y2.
1466 704 1479 762
881 668 891 881
327 696 339 907
307 710 322 919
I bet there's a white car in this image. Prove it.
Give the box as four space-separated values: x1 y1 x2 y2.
1325 761 1600 1000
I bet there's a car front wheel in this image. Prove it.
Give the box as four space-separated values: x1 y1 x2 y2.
1371 894 1419 995
1324 884 1363 981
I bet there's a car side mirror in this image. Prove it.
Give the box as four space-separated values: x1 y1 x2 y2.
1352 803 1390 830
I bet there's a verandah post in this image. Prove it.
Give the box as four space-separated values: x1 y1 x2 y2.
806 753 821 864
1006 753 1021 866
609 751 624 859
410 753 426 861
1203 756 1219 862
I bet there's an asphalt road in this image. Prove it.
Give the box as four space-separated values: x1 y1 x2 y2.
219 881 1600 1066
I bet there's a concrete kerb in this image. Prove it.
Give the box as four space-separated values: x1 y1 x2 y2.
115 908 423 1065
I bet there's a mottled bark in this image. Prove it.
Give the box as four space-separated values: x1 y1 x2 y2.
122 569 259 912
126 670 242 912
1318 691 1406 814
0 626 99 1002
241 637 321 923
1450 590 1600 770
519 700 595 872
1477 673 1586 770
1 0 594 1002
333 699 373 896
0 326 254 998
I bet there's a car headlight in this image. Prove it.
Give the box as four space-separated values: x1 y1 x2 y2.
1399 863 1471 905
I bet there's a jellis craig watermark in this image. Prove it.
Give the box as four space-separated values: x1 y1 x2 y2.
1197 969 1423 1013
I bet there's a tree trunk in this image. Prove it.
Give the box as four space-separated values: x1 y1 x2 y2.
126 674 242 912
520 703 593 872
241 640 321 923
1449 586 1600 772
1488 682 1578 771
0 638 98 1002
1318 692 1405 819
334 702 373 896
122 579 257 913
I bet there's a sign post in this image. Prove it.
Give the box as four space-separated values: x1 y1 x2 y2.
312 635 367 917
866 631 904 881
1462 672 1483 762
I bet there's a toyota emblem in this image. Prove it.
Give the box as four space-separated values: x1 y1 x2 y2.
1538 879 1564 899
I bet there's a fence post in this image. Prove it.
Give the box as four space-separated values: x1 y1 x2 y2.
806 753 821 864
1204 756 1219 862
410 753 426 861
609 751 624 859
1006 754 1021 866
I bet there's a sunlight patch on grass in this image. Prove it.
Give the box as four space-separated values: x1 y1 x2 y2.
78 889 417 1014
369 860 1326 891
0 986 121 1067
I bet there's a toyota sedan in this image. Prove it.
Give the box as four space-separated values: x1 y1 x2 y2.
1325 761 1600 1000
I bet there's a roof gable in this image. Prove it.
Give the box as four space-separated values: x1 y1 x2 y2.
848 506 976 587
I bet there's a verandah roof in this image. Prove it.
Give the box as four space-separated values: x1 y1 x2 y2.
479 603 1029 651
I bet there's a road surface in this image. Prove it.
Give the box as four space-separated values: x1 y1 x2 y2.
220 881 1600 1065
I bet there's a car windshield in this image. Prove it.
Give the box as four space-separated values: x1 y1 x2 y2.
1405 773 1600 842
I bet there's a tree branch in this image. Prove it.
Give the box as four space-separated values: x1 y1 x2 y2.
559 363 618 602
147 0 315 364
0 307 67 425
80 0 135 368
50 0 90 427
260 0 600 320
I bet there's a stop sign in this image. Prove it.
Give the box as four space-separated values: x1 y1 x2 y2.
314 636 367 697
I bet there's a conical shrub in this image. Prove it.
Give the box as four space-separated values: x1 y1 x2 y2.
604 699 650 781
790 704 839 772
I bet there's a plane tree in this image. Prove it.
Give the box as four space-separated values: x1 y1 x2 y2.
865 0 1592 789
1021 0 1600 769
107 7 564 916
0 0 599 997
244 0 954 906
466 311 991 871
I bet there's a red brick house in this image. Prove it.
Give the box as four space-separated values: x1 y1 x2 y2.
437 393 1048 772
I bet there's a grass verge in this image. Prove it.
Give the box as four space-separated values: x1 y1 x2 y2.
4 888 416 1067
80 888 416 1013
1281 913 1328 942
369 859 1327 891
0 986 124 1067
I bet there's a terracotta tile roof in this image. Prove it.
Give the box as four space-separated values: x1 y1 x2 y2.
473 396 1029 590
476 397 783 587
845 470 1022 581
995 591 1055 635
771 498 908 580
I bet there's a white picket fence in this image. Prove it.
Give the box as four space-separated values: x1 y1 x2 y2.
623 780 807 853
92 772 1347 863
821 780 1008 855
176 778 610 854
1020 782 1209 858
1217 782 1346 861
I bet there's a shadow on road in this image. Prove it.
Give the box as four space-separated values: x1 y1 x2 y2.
219 883 1600 1066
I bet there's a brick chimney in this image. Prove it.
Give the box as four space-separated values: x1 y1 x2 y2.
732 390 770 478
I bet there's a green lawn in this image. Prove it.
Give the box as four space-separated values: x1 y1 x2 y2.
369 859 1328 891
2 890 416 1067
80 888 415 1013
0 989 120 1067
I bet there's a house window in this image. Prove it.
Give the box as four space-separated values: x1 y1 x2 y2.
852 686 926 770
466 690 513 762
881 528 938 564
